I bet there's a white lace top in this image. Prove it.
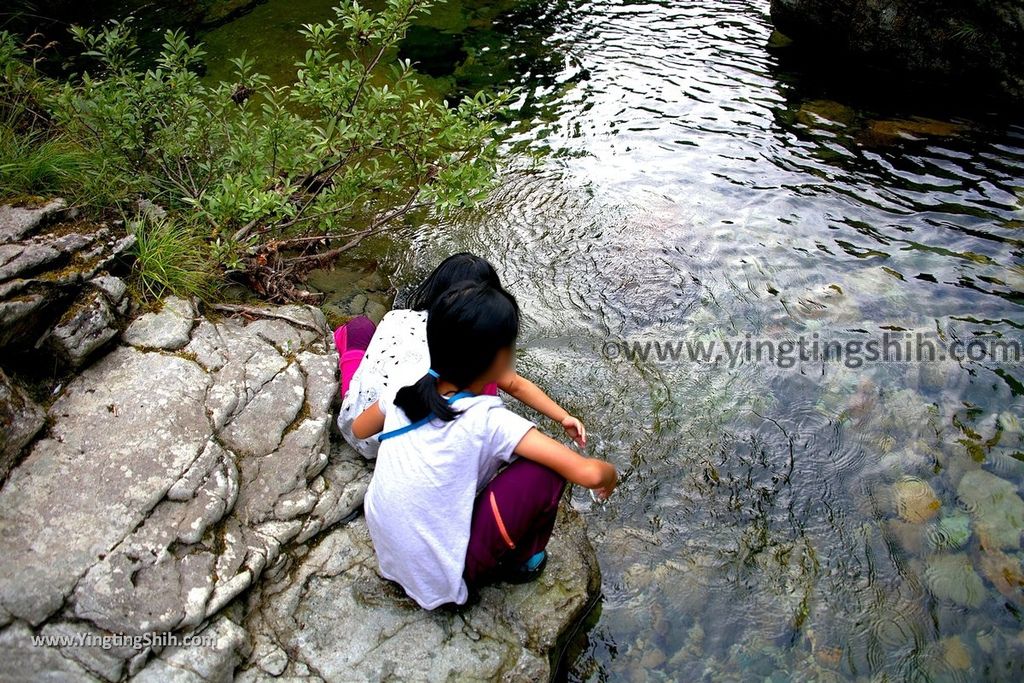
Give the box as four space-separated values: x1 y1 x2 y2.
337 309 430 459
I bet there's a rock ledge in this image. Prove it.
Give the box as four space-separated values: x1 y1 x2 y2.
0 298 600 681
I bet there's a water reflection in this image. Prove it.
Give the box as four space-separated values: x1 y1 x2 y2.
372 1 1024 680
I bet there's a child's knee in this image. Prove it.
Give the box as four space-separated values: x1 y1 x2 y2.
524 459 565 500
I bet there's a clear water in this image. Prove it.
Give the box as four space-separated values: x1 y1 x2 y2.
200 1 1024 679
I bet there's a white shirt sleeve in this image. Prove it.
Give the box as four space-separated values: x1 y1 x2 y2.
484 405 536 463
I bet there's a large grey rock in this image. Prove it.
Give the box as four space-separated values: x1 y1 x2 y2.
0 199 66 243
770 0 1024 100
237 502 601 682
122 296 196 350
130 616 252 683
0 368 45 481
0 302 357 681
45 289 121 368
0 347 212 627
0 299 601 681
0 622 97 681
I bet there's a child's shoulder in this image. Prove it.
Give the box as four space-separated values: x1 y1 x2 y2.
452 395 534 456
456 394 504 413
455 395 533 430
379 308 427 327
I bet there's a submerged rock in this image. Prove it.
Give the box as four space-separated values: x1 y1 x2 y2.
794 99 857 128
977 548 1024 607
924 554 987 608
861 117 967 146
957 469 1024 550
940 635 972 671
892 476 941 523
999 411 1021 434
926 512 972 551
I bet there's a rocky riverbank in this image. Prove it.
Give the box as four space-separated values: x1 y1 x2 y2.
770 0 1024 101
0 201 601 681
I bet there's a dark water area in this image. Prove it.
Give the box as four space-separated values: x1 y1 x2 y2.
12 0 1024 680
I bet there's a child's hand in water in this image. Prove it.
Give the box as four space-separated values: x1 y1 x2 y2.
561 415 587 448
592 461 618 502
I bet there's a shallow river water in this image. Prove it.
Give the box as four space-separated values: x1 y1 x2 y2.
193 0 1024 680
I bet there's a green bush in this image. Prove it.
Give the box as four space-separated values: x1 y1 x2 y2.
0 0 512 300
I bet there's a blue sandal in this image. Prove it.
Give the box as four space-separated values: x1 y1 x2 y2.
502 550 548 584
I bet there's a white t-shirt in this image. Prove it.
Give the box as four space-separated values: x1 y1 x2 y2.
338 309 430 459
364 390 535 609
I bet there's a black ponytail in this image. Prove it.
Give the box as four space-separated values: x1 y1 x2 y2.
395 372 459 422
394 281 520 423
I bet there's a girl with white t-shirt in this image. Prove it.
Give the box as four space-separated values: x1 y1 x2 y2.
335 253 586 459
351 281 618 609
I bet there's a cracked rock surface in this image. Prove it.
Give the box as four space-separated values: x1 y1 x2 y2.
0 299 601 681
0 302 369 680
0 368 45 483
0 200 135 367
237 501 600 682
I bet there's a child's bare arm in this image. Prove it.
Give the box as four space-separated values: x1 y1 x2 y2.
497 371 587 447
514 428 617 499
352 401 385 439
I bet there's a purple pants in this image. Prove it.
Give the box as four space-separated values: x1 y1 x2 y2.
463 457 566 586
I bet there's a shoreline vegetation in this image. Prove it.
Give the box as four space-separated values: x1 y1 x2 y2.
1 0 512 304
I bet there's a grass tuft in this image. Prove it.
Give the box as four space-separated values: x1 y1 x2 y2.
0 122 90 199
130 216 218 302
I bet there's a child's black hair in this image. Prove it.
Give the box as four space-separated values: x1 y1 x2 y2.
395 281 520 423
407 253 501 312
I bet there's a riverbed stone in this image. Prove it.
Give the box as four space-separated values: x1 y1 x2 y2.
893 476 941 523
364 299 388 324
957 469 1024 550
924 554 987 608
122 296 196 350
